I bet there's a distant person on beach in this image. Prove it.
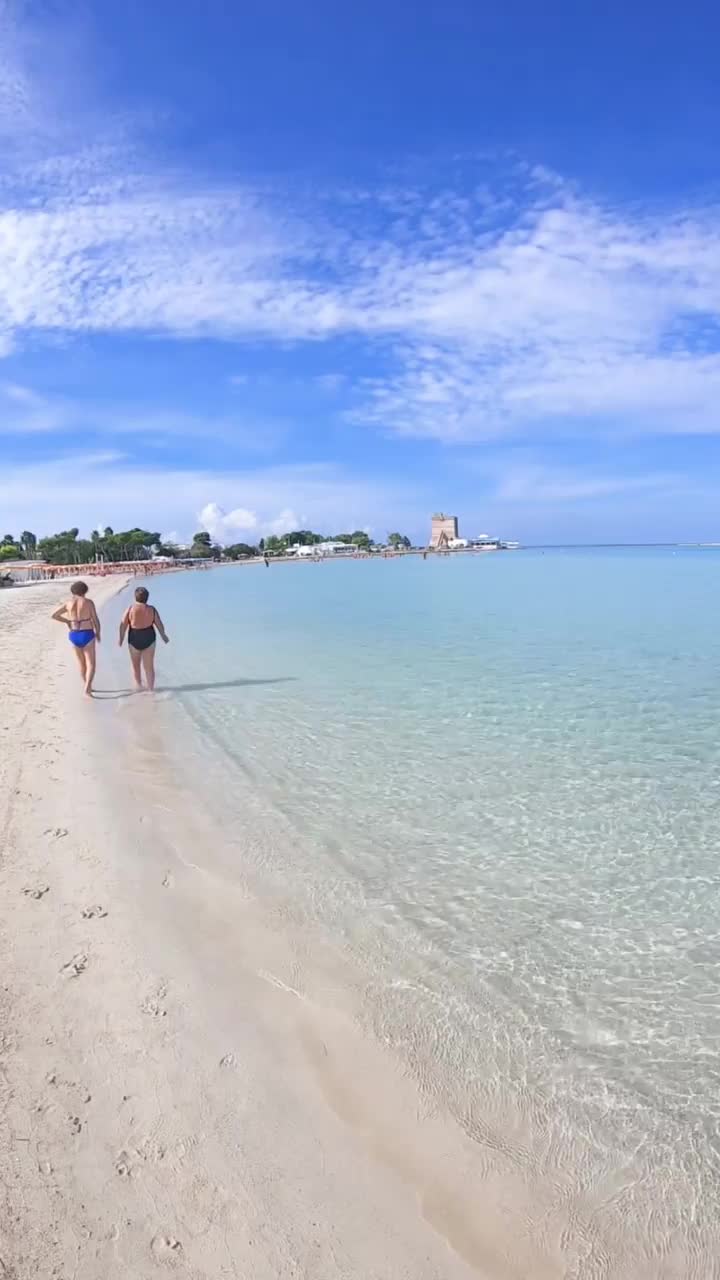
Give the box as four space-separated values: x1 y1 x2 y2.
118 586 169 691
51 580 101 698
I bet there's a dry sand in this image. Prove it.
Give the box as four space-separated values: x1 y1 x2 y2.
0 578 496 1280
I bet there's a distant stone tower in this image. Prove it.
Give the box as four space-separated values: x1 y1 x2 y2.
430 513 459 548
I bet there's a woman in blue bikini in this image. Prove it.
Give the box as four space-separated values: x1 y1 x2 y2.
52 580 101 697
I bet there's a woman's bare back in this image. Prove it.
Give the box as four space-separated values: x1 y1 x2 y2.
127 602 155 628
66 595 96 627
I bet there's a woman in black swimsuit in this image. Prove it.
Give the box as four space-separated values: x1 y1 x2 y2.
119 586 169 691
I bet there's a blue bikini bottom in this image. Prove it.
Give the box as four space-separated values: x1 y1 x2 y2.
68 629 95 649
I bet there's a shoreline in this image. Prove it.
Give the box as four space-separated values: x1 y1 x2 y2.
0 577 488 1279
1 543 518 585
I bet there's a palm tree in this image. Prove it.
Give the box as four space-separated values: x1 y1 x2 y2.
91 529 104 563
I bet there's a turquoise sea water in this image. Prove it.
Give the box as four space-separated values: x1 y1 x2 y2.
103 550 720 1273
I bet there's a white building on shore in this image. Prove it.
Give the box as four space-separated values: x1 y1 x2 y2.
292 541 358 558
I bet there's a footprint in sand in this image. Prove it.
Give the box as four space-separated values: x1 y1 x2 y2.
135 1136 167 1164
171 1134 199 1163
22 884 49 899
44 827 68 840
141 999 167 1018
114 1151 133 1178
161 872 173 888
219 1053 238 1069
45 1071 91 1106
141 985 168 1018
68 1115 82 1136
61 952 88 979
150 1235 183 1264
81 904 108 919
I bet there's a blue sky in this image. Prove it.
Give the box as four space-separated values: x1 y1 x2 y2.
1 0 719 544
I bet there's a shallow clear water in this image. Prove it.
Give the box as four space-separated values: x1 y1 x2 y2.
105 550 720 1271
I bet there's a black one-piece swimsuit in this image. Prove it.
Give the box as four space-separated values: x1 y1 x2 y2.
128 607 156 651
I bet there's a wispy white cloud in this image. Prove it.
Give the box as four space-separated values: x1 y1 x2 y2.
457 459 719 544
2 171 718 442
314 373 346 394
0 379 67 429
489 463 682 504
0 2 37 138
342 200 720 440
0 381 286 451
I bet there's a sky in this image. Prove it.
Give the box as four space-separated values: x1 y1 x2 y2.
1 0 720 545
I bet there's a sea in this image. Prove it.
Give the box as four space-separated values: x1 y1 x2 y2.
102 548 720 1276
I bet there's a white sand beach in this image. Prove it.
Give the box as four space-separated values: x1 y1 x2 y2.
0 579 496 1280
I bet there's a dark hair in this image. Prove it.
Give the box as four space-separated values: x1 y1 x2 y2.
71 580 88 596
135 586 149 603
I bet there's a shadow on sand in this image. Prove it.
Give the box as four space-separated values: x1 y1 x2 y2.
93 677 295 700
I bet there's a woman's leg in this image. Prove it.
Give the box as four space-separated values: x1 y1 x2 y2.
140 644 156 691
72 643 88 687
128 644 143 690
83 639 96 697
